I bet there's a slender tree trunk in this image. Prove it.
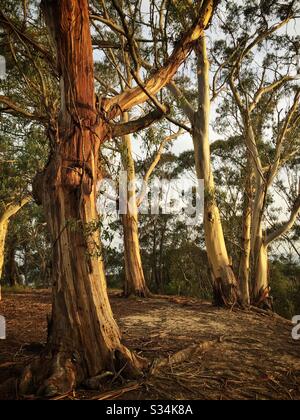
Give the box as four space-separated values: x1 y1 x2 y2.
250 178 272 308
5 237 20 287
122 212 150 297
238 161 252 306
251 225 272 309
0 197 30 300
194 37 239 307
120 118 150 298
0 219 9 300
239 205 251 306
20 0 142 397
151 219 162 293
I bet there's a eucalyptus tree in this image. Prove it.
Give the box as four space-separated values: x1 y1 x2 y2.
92 1 185 298
213 0 300 307
148 1 240 306
0 117 47 298
0 0 216 396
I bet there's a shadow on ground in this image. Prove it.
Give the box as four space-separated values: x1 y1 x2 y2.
0 290 299 400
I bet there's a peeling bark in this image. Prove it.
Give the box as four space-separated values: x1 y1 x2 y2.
19 0 144 397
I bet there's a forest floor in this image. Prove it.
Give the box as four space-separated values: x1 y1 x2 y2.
0 289 299 400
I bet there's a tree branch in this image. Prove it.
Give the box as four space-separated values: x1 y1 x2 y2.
0 96 44 121
110 108 167 138
168 81 195 122
228 75 265 180
0 196 32 224
266 193 300 246
249 75 298 113
268 89 300 183
137 129 184 207
102 0 215 117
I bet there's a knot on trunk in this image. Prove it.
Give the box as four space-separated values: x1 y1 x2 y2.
62 163 93 195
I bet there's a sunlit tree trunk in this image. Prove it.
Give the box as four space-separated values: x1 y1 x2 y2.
250 180 300 309
250 179 272 308
238 161 252 306
120 115 150 298
194 37 239 307
122 211 150 297
19 0 142 397
0 197 30 300
252 234 270 308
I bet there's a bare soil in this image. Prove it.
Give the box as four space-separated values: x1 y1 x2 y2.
0 290 299 400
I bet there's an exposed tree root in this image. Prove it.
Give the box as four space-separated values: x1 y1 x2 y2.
123 289 153 299
90 382 142 400
249 306 292 324
18 346 148 398
19 351 77 397
150 340 217 375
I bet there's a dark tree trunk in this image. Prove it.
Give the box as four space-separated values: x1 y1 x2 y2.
5 240 20 287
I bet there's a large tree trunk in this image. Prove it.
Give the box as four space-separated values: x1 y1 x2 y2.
120 120 150 298
193 37 240 307
19 0 142 397
238 162 252 307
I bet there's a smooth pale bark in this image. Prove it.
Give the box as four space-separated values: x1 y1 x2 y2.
193 37 239 306
120 117 150 297
252 238 270 307
0 197 30 300
252 194 300 308
122 212 150 297
19 0 142 397
250 174 272 307
239 206 251 306
238 163 252 306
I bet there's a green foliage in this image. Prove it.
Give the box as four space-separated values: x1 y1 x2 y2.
3 202 51 288
270 260 300 319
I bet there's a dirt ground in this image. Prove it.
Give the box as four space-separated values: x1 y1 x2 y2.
0 290 299 400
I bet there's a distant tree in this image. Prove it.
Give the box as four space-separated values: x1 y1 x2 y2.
213 0 300 307
0 119 47 298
